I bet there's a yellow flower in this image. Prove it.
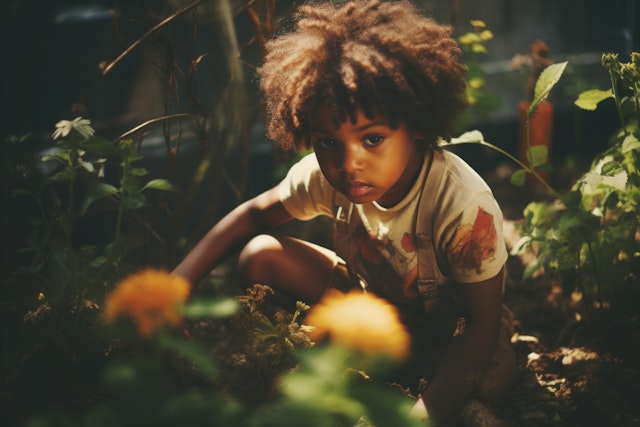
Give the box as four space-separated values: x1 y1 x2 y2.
305 290 410 360
105 269 190 336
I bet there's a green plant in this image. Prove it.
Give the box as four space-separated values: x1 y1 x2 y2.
456 20 501 129
450 53 640 325
451 61 568 195
24 278 423 427
11 118 174 312
82 137 174 266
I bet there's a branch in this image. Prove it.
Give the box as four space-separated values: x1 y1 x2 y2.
113 113 190 144
101 0 207 76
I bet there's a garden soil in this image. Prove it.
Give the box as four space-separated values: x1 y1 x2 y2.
486 165 640 427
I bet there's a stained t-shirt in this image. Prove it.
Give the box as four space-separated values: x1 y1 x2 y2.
278 149 508 307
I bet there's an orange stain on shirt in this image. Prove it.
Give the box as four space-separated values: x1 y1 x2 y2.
450 208 497 273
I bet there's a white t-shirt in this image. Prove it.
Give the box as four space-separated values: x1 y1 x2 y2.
278 150 508 306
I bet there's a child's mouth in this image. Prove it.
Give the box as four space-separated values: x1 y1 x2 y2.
346 182 373 198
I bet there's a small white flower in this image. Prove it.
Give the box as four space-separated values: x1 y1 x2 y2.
52 117 95 140
52 120 73 140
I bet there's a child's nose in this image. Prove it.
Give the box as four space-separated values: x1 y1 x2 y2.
339 143 364 173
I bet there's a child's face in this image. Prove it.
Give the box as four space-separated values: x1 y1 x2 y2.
308 104 424 207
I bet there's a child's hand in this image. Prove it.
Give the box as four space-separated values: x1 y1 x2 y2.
408 397 429 420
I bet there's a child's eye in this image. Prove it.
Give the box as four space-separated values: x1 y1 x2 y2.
314 138 337 149
363 135 385 147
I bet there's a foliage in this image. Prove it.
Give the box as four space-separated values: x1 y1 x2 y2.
24 281 423 427
449 53 640 325
9 119 174 313
456 20 501 129
0 2 278 425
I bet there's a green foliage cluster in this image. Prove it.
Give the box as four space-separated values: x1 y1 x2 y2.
10 120 173 313
26 285 421 427
451 53 640 322
456 20 501 129
518 54 640 303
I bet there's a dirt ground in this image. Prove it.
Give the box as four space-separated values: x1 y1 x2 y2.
487 165 640 427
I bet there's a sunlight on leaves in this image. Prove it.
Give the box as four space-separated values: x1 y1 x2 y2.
181 297 239 319
527 145 549 167
574 88 613 111
141 178 175 191
621 134 640 153
581 170 628 191
528 61 568 116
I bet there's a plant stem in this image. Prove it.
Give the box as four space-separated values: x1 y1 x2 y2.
608 68 627 134
525 118 532 166
112 113 190 144
101 0 206 76
67 145 79 298
68 146 77 242
580 228 606 332
478 140 562 200
114 203 124 246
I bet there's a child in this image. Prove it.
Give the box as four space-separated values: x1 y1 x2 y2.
173 0 517 425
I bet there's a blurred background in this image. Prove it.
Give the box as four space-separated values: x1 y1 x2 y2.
1 0 638 259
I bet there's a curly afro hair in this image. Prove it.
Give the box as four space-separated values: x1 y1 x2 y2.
257 0 468 151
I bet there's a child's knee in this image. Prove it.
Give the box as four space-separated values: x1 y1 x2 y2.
237 234 281 283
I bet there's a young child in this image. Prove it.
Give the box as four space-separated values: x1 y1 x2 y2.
173 0 517 425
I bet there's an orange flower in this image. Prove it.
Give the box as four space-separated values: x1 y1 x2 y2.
305 290 410 360
105 269 190 336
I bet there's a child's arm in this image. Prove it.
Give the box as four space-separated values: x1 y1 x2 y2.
420 267 505 426
172 186 293 284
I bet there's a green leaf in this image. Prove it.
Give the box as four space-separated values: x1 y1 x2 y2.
130 167 148 177
562 190 582 208
510 236 532 255
81 137 119 156
574 88 613 111
510 169 527 186
600 161 624 176
42 151 70 163
350 383 421 427
158 333 218 380
47 168 76 182
528 61 568 116
621 134 640 153
121 175 141 194
181 297 239 319
105 240 127 259
141 179 174 192
90 255 107 268
528 145 549 167
81 182 119 215
121 193 146 209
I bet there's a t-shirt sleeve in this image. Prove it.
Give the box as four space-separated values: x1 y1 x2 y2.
277 153 335 220
438 191 508 283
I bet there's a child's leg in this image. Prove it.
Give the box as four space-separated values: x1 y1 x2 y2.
237 234 350 308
